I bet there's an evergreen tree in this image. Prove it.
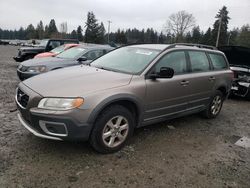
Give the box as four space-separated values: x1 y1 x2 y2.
36 21 44 39
158 32 166 44
202 27 213 45
211 6 230 46
237 25 250 47
76 26 84 41
70 30 77 39
84 12 100 43
185 31 192 43
96 22 106 44
26 24 36 39
192 26 202 43
47 19 58 37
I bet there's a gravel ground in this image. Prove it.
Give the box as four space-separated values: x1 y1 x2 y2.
0 45 249 188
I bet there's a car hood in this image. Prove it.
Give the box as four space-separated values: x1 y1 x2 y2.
21 57 74 67
19 46 45 51
22 65 132 97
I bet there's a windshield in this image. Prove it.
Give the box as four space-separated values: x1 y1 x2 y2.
56 47 86 59
38 39 49 47
51 45 65 54
91 47 160 74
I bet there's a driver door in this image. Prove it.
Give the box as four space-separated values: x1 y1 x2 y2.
144 50 191 122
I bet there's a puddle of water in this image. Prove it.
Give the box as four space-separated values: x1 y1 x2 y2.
235 137 250 148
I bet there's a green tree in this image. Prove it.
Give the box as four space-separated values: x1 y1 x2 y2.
191 26 202 43
76 26 84 41
185 31 192 43
36 21 44 39
70 30 77 39
84 12 100 43
228 28 239 45
202 27 213 45
211 6 230 46
26 24 36 39
96 22 106 44
237 25 250 47
47 19 58 37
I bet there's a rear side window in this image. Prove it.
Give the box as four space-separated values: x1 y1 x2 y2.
189 51 210 72
208 53 228 70
155 51 187 74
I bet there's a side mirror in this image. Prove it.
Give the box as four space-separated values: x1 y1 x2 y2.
158 67 174 78
149 67 174 79
77 56 87 62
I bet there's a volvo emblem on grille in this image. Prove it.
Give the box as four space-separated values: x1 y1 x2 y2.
17 92 24 102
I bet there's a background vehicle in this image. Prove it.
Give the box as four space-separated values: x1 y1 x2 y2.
16 43 232 153
34 43 79 58
219 46 250 100
13 39 79 62
17 44 113 80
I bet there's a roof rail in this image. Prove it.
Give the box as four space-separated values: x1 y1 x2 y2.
164 43 217 51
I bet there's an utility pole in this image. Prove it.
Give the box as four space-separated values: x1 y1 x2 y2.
216 17 222 47
107 20 112 44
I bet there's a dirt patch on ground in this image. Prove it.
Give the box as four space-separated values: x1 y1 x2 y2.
0 45 249 188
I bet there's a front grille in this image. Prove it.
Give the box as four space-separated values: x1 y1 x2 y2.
16 88 29 108
18 50 21 57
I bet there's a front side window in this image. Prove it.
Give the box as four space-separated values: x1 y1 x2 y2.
208 53 228 70
189 51 210 72
155 51 187 74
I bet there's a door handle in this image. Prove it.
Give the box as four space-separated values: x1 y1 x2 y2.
209 76 216 81
180 80 189 86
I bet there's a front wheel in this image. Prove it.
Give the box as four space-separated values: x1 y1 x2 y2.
202 90 224 119
90 105 135 153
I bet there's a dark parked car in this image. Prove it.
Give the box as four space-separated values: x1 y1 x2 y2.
17 44 114 80
13 39 79 62
219 46 250 100
16 43 232 153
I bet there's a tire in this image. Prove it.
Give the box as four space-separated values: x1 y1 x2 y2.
90 105 135 154
202 90 224 119
245 88 250 101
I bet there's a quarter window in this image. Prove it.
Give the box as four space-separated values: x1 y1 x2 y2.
155 51 187 74
208 53 228 70
189 51 210 72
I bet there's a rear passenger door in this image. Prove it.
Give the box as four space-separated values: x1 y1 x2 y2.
186 50 215 110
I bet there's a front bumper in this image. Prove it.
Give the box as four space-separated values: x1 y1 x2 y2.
18 113 63 140
17 110 92 141
13 56 24 62
15 84 93 141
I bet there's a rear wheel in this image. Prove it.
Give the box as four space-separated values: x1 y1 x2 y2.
90 105 135 153
202 90 224 119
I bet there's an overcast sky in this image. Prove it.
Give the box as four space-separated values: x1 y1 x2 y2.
0 0 250 33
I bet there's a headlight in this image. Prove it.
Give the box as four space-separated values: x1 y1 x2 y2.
38 98 84 110
27 66 47 73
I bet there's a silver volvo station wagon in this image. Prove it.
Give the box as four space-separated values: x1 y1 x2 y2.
16 43 233 153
